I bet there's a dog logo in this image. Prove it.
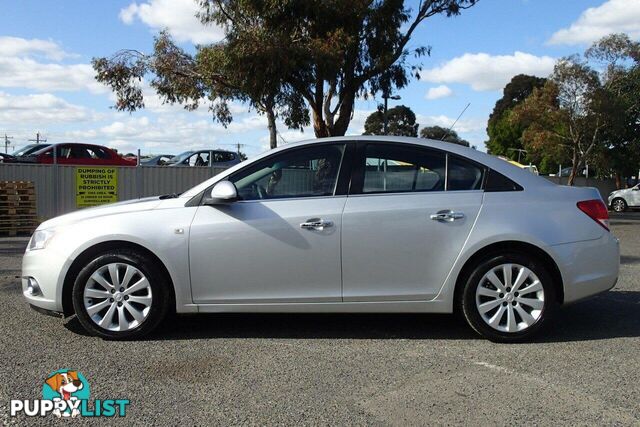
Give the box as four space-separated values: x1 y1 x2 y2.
42 369 90 418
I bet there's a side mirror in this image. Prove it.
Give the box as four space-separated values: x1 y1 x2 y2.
203 181 238 205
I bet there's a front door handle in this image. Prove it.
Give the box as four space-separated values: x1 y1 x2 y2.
300 218 334 231
430 210 465 222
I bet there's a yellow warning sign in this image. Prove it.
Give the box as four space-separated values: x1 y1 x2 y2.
76 167 118 207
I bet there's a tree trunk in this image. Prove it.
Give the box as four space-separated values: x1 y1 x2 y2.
311 86 355 138
568 149 580 186
312 111 330 138
266 108 277 150
331 90 356 136
567 153 584 186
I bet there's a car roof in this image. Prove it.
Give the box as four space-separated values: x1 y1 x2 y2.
181 136 553 197
31 142 113 155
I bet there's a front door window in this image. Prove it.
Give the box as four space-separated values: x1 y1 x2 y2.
230 144 346 201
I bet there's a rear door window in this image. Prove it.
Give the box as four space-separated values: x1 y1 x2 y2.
362 144 446 194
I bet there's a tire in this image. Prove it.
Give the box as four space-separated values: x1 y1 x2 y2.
459 252 558 343
72 250 171 339
611 198 627 213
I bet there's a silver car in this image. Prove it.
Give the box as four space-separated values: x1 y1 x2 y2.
608 184 640 212
22 136 619 342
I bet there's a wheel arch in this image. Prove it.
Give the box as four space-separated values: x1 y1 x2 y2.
453 240 564 312
61 240 176 316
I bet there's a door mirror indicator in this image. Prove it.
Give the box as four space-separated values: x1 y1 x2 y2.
204 181 238 205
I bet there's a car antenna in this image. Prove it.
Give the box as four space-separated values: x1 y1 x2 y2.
441 103 470 141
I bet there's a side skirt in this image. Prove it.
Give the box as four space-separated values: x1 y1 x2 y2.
179 299 452 314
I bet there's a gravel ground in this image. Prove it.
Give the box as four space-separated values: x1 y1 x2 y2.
1 212 639 425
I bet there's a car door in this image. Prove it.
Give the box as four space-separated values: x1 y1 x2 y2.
189 142 352 303
341 142 484 301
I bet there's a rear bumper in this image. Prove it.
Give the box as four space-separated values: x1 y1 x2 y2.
551 232 620 304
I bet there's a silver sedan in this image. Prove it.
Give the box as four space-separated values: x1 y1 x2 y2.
22 136 619 342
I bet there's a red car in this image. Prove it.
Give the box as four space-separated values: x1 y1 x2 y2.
16 143 136 166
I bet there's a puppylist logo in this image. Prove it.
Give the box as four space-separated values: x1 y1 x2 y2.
10 369 130 418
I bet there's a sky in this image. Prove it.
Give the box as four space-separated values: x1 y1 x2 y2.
1 0 639 158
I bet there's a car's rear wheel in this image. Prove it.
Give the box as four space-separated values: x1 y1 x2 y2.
460 253 558 343
72 250 170 339
611 198 627 212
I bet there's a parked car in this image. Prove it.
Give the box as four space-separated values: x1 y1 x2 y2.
16 143 136 166
165 150 240 167
0 153 16 163
22 136 619 342
608 184 640 212
141 154 175 166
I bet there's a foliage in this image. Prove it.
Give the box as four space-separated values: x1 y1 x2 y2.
511 57 608 185
585 34 640 184
419 125 469 147
485 74 546 158
94 0 479 149
93 31 305 150
509 34 640 185
363 105 418 136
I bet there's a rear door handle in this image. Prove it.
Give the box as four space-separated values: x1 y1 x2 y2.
430 210 465 222
300 218 334 231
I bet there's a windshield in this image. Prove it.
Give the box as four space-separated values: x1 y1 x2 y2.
11 144 51 157
167 151 194 163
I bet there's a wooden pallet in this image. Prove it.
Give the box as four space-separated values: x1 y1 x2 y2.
0 181 38 236
0 181 34 190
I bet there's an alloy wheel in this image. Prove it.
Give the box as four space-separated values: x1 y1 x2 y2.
475 263 544 333
83 262 153 332
612 199 626 212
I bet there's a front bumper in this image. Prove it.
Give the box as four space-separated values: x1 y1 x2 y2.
30 304 64 318
552 232 620 303
21 246 69 313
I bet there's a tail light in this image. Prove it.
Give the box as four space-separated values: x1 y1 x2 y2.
577 199 609 231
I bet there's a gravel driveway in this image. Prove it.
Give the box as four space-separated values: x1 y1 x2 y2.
1 213 639 425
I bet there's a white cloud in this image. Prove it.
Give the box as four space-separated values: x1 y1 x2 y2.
59 111 273 155
417 114 486 133
0 57 106 93
0 36 103 94
259 129 309 150
548 0 640 46
0 92 96 124
421 52 556 91
120 0 224 44
425 85 453 100
0 36 74 61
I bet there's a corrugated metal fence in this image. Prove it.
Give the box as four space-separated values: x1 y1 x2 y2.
0 164 227 219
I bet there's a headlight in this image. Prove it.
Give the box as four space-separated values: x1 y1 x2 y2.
27 229 55 251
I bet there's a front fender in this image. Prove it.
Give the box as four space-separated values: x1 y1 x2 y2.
51 205 198 313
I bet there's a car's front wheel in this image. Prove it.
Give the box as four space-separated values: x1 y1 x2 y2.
611 198 627 213
72 250 171 339
460 253 558 343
